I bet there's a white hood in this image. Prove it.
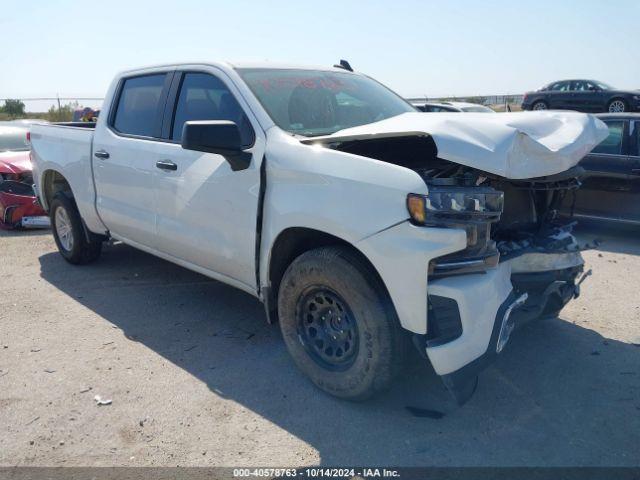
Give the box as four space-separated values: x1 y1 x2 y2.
302 111 609 179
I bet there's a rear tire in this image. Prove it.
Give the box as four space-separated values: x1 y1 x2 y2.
50 192 103 264
277 246 405 401
532 101 548 110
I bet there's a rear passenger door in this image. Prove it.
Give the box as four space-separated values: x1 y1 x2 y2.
93 71 173 248
152 69 265 291
570 81 593 112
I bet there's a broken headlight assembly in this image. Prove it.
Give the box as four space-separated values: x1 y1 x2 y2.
407 185 504 276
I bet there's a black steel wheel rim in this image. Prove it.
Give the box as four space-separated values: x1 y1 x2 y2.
295 286 359 371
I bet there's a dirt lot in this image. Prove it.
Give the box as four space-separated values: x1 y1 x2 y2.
1 223 639 467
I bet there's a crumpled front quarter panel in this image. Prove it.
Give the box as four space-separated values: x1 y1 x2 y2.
260 129 467 334
261 129 428 248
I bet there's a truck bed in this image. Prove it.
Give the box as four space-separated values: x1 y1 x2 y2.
30 122 105 234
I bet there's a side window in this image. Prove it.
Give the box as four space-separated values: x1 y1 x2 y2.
592 121 625 155
113 74 167 137
171 73 254 147
572 81 587 91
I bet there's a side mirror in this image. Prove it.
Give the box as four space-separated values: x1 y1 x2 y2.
181 120 251 171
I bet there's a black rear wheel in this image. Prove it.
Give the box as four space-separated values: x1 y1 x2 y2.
532 101 548 110
50 192 103 264
277 246 405 401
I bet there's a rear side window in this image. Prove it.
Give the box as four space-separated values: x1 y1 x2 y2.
113 74 167 137
171 73 254 147
592 121 624 155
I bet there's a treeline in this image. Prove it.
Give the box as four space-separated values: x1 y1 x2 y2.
0 99 79 122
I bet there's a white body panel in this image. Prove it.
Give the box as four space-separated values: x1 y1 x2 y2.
30 61 600 383
30 124 107 234
92 129 160 248
426 262 513 375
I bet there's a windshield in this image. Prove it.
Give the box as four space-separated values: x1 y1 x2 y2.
237 68 415 137
0 127 29 152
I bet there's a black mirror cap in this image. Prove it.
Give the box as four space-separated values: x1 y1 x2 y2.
181 120 251 171
181 120 243 156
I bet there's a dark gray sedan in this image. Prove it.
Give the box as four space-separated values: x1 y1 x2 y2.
522 80 640 113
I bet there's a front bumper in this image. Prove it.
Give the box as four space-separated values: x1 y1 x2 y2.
425 256 583 404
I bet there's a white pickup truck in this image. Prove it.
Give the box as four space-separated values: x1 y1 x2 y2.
30 61 607 403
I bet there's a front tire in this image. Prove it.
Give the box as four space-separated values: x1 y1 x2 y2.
50 192 103 264
277 246 404 401
608 99 627 113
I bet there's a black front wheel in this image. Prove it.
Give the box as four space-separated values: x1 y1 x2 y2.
277 246 405 401
608 99 627 113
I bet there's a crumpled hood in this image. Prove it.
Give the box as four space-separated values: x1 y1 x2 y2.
302 111 609 179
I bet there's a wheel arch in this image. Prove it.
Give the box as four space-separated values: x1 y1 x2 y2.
264 227 395 323
41 169 73 211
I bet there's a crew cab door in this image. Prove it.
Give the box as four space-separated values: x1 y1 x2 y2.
92 72 174 247
151 69 264 291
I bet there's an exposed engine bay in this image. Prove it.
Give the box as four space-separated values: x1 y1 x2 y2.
327 134 587 322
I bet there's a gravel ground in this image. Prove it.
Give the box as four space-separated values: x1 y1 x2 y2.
0 222 639 467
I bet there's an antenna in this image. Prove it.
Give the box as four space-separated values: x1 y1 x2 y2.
333 59 353 72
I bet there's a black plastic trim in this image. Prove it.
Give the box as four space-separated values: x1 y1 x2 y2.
426 295 463 347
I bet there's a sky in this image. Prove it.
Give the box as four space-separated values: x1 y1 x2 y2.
1 0 639 111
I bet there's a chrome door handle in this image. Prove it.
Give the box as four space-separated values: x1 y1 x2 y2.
156 160 177 171
94 150 110 159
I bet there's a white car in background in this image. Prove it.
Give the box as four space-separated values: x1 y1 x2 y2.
411 100 495 113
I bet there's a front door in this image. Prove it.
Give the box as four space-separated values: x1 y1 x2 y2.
152 70 264 291
573 119 634 220
548 81 572 109
93 72 173 248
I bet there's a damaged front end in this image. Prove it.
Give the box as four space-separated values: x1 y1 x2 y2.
320 131 596 404
409 160 588 403
408 161 586 315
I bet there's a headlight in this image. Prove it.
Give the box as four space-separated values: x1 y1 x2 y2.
408 186 504 276
407 186 503 225
633 95 640 100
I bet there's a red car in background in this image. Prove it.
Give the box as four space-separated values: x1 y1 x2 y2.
0 124 49 229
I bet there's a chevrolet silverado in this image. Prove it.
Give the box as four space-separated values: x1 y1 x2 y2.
30 62 608 403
